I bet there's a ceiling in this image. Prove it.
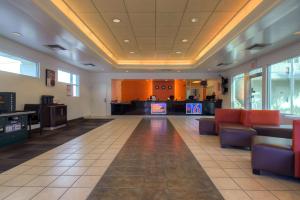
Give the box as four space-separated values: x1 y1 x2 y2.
1 0 300 73
32 0 280 69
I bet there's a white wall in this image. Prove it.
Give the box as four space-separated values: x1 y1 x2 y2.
221 41 300 123
90 72 220 116
0 36 92 120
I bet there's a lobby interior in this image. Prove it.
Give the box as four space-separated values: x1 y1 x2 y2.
0 0 300 199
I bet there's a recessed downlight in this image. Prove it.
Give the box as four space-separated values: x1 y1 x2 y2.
182 39 188 43
113 18 121 23
191 18 198 23
11 32 22 37
125 70 129 72
129 51 135 54
175 51 182 54
124 39 130 43
177 70 181 72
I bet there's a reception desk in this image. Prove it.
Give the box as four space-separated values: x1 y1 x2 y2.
111 100 221 115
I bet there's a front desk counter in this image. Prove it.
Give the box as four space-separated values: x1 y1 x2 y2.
111 100 220 115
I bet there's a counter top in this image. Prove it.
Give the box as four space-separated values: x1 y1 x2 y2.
0 111 35 117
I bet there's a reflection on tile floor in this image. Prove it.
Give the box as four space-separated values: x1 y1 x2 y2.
0 116 300 200
168 116 300 200
88 118 223 200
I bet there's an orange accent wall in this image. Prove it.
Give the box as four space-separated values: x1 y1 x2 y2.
121 80 152 102
152 80 174 101
174 80 186 100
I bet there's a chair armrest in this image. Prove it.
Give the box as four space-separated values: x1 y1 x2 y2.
252 135 292 149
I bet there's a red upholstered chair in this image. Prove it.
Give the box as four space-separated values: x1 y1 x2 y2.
215 108 242 132
293 120 300 178
248 110 280 126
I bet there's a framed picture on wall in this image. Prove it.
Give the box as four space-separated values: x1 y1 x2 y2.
46 69 55 87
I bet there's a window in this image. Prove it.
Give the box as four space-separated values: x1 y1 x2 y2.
58 70 80 97
0 51 39 77
232 73 245 108
268 57 300 115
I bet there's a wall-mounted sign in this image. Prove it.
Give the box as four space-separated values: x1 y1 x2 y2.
46 69 55 87
186 103 202 114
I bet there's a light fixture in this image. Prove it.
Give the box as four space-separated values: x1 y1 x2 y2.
113 18 121 23
192 80 201 84
124 39 129 43
182 39 188 43
129 51 135 54
125 70 129 72
294 31 300 35
177 70 181 72
11 32 22 37
191 18 198 23
175 51 182 54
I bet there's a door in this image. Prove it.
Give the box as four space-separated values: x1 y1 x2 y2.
249 72 263 110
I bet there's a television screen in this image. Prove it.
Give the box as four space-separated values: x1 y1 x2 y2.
186 103 202 114
151 103 167 114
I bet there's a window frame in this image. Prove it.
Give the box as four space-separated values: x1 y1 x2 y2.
57 69 80 97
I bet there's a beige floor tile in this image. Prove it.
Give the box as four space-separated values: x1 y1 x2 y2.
224 169 249 178
217 161 239 169
55 160 78 167
74 160 96 167
59 187 92 200
72 176 101 188
204 168 229 178
22 167 50 175
92 159 112 167
25 176 57 187
255 177 289 190
48 176 79 187
199 160 220 168
63 167 88 175
3 175 37 186
220 189 251 200
246 191 278 200
31 187 67 200
272 191 300 200
4 187 44 200
0 175 16 185
0 186 19 199
84 166 107 176
42 167 70 175
2 165 31 175
211 178 240 190
233 178 265 190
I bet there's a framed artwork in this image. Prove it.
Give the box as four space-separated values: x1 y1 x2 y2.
155 85 159 89
168 85 172 90
46 69 55 87
161 85 166 90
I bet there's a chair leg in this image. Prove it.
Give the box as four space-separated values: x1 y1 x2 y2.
252 169 261 175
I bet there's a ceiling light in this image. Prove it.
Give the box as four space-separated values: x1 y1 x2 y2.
113 18 121 23
182 39 188 43
191 18 198 23
124 39 129 43
294 31 300 35
175 51 182 54
125 70 129 72
129 51 135 54
177 70 181 72
11 32 22 37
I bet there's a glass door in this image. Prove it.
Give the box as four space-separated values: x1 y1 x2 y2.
249 69 263 110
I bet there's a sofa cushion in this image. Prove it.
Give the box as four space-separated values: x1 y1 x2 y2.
240 109 251 127
248 110 280 126
253 125 292 139
215 109 242 132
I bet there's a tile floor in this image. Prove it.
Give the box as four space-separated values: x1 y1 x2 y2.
0 116 300 200
0 117 142 200
168 116 300 200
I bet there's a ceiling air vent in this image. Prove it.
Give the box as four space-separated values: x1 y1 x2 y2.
216 62 231 67
44 44 67 51
83 63 96 67
246 43 270 50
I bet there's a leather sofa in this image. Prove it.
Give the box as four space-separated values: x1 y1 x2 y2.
215 109 280 148
252 120 300 178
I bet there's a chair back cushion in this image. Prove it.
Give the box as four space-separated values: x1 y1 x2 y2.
215 109 241 132
248 110 280 126
293 120 300 178
240 109 251 127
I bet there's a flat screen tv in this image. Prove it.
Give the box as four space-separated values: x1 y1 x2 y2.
151 103 167 115
186 103 202 115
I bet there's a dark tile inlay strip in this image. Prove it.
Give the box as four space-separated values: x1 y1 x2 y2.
0 118 113 173
88 118 224 200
